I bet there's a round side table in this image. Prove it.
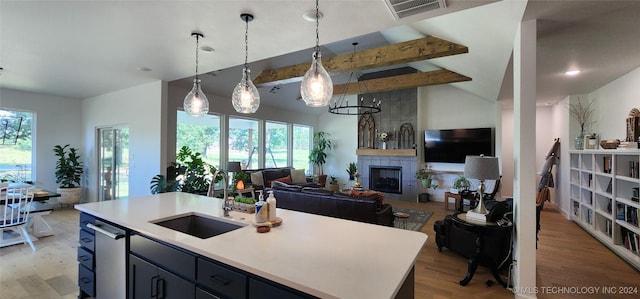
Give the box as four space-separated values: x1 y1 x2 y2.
393 212 410 229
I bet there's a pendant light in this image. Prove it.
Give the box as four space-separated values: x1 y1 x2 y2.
300 0 333 107
183 32 209 117
232 13 260 114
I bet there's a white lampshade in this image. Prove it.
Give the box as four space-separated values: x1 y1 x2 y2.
464 155 500 180
300 51 333 107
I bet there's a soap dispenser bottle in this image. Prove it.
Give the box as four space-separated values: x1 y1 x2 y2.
255 191 268 223
266 190 277 221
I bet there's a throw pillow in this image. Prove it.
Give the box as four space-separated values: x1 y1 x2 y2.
271 180 302 192
290 169 306 184
250 171 264 187
269 175 292 187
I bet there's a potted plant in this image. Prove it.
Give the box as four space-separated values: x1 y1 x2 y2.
53 144 83 204
150 164 181 194
150 146 220 195
233 197 256 213
328 176 340 192
346 162 357 181
568 97 596 150
415 168 432 189
452 175 472 193
309 131 333 186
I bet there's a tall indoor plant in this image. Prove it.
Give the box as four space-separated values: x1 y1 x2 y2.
54 144 83 204
309 131 333 186
150 146 218 195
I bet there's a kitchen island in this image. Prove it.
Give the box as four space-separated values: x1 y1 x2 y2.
75 192 427 299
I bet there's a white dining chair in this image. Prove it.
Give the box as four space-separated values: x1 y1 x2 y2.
1 187 36 251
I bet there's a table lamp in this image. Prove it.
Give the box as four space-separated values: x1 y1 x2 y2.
226 162 243 190
464 155 500 215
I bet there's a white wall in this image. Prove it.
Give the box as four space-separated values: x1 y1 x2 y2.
317 113 358 188
0 88 83 192
83 81 165 202
419 84 499 200
593 67 640 139
557 66 640 218
501 105 562 198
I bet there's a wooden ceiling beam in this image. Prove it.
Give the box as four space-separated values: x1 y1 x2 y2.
254 36 468 86
332 69 471 95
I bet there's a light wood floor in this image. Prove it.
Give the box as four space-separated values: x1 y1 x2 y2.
1 201 638 298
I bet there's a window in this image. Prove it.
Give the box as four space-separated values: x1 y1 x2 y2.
176 111 221 168
176 110 311 172
228 117 259 169
0 109 33 182
293 125 311 174
265 121 288 168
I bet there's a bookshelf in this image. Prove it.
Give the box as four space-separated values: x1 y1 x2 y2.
570 149 640 270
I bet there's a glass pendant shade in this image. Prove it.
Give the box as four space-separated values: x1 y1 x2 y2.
183 78 209 117
301 51 333 107
232 67 260 114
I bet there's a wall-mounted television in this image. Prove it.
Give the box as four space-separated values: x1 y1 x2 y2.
424 127 495 163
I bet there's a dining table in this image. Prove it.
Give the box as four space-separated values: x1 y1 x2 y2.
1 184 62 249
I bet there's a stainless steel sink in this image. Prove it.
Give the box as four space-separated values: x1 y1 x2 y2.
151 213 245 239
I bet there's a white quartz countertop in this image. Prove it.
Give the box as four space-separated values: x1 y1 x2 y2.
75 192 427 299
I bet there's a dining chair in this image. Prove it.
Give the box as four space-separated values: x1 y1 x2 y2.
1 187 36 251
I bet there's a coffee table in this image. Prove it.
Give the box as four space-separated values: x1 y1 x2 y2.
393 212 410 229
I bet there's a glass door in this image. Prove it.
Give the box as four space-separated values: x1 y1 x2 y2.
98 127 129 201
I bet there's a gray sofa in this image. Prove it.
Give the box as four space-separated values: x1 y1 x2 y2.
265 181 394 227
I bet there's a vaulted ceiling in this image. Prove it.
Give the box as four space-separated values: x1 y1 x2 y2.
2 1 640 115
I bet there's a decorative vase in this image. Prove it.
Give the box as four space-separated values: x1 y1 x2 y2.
382 141 387 150
575 131 585 150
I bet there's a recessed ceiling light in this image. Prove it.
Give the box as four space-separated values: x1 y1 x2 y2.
565 70 580 76
200 46 215 53
137 67 152 72
303 10 324 22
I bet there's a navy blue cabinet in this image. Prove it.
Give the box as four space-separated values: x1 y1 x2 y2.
249 278 306 299
77 213 96 298
129 254 195 299
127 233 316 299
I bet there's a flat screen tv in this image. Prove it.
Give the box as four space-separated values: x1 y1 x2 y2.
424 127 495 163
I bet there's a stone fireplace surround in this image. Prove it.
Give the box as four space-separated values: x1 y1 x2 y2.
354 68 419 202
357 155 418 201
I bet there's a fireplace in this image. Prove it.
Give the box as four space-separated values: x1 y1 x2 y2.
369 166 402 194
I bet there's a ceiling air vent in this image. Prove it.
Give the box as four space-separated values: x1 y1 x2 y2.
385 0 446 19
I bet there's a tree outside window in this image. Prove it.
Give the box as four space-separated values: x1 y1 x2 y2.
265 121 288 168
293 125 311 174
229 117 259 169
0 109 33 182
176 111 220 169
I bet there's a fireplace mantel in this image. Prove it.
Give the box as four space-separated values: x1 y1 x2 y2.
356 149 416 156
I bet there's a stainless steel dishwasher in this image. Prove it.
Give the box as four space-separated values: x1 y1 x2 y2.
87 219 127 299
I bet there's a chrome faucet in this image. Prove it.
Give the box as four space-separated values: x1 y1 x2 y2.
212 169 232 216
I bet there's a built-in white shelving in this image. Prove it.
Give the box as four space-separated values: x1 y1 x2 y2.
570 149 640 271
